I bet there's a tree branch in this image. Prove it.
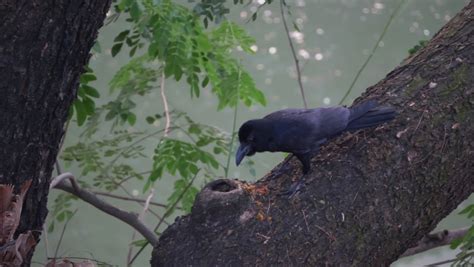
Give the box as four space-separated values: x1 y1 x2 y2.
400 227 470 258
50 173 159 247
91 190 169 209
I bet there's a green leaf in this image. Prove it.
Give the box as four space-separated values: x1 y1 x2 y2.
293 22 301 32
450 237 464 249
80 73 97 83
131 239 148 247
130 45 138 57
104 150 115 157
114 30 130 42
74 100 87 126
129 2 141 21
201 76 209 87
211 21 256 53
56 211 65 222
149 167 163 182
82 96 95 115
48 222 54 233
112 43 123 57
127 112 137 125
82 85 100 98
146 116 155 124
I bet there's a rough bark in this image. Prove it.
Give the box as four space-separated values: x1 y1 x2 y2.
152 2 474 266
0 0 111 264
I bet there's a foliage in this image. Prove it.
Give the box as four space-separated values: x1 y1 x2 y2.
408 40 429 55
54 1 266 244
113 0 265 108
450 204 474 265
70 67 101 126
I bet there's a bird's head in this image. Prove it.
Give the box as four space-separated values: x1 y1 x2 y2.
235 120 261 166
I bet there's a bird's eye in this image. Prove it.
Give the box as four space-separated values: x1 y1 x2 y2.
247 133 254 142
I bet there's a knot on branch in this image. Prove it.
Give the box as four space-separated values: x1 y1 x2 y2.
191 179 252 227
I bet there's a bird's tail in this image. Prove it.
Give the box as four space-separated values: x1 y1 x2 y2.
346 100 396 131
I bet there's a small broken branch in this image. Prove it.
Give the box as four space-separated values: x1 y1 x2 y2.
129 173 198 265
160 69 171 137
400 227 470 258
127 189 154 266
50 172 159 246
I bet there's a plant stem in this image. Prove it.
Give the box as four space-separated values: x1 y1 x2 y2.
224 68 241 178
280 0 308 108
338 0 405 105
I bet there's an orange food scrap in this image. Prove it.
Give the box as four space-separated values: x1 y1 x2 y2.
241 183 269 196
256 211 266 221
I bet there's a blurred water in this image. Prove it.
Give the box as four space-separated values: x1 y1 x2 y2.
32 0 472 266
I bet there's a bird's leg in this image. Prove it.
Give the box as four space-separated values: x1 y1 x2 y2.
296 153 312 175
269 154 295 179
279 153 312 198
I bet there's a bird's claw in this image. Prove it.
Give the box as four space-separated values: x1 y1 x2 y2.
270 164 292 179
279 179 305 198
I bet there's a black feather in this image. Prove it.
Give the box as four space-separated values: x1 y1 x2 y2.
346 105 396 131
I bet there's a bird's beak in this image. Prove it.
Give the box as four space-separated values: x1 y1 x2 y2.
235 144 251 166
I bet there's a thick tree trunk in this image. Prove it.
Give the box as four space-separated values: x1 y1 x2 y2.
0 0 111 264
152 2 474 266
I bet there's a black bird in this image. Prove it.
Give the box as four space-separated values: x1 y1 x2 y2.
235 100 396 192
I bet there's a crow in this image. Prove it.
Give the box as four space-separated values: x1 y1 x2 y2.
235 100 396 194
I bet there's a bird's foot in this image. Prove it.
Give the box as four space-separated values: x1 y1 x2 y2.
270 164 292 179
279 178 305 198
268 155 294 179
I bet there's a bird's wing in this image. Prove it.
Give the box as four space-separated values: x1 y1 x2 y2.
263 108 313 120
264 107 350 153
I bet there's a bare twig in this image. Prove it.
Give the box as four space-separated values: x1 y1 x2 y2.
53 209 78 261
50 172 159 246
91 190 169 209
338 0 405 105
225 68 241 178
127 190 154 266
42 224 50 260
129 172 199 265
55 160 62 176
280 0 307 108
400 227 470 258
425 258 459 266
47 256 112 266
301 210 310 232
425 251 474 267
314 224 336 241
160 69 171 137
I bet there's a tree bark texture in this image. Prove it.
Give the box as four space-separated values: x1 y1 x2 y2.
0 0 111 264
152 2 474 266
